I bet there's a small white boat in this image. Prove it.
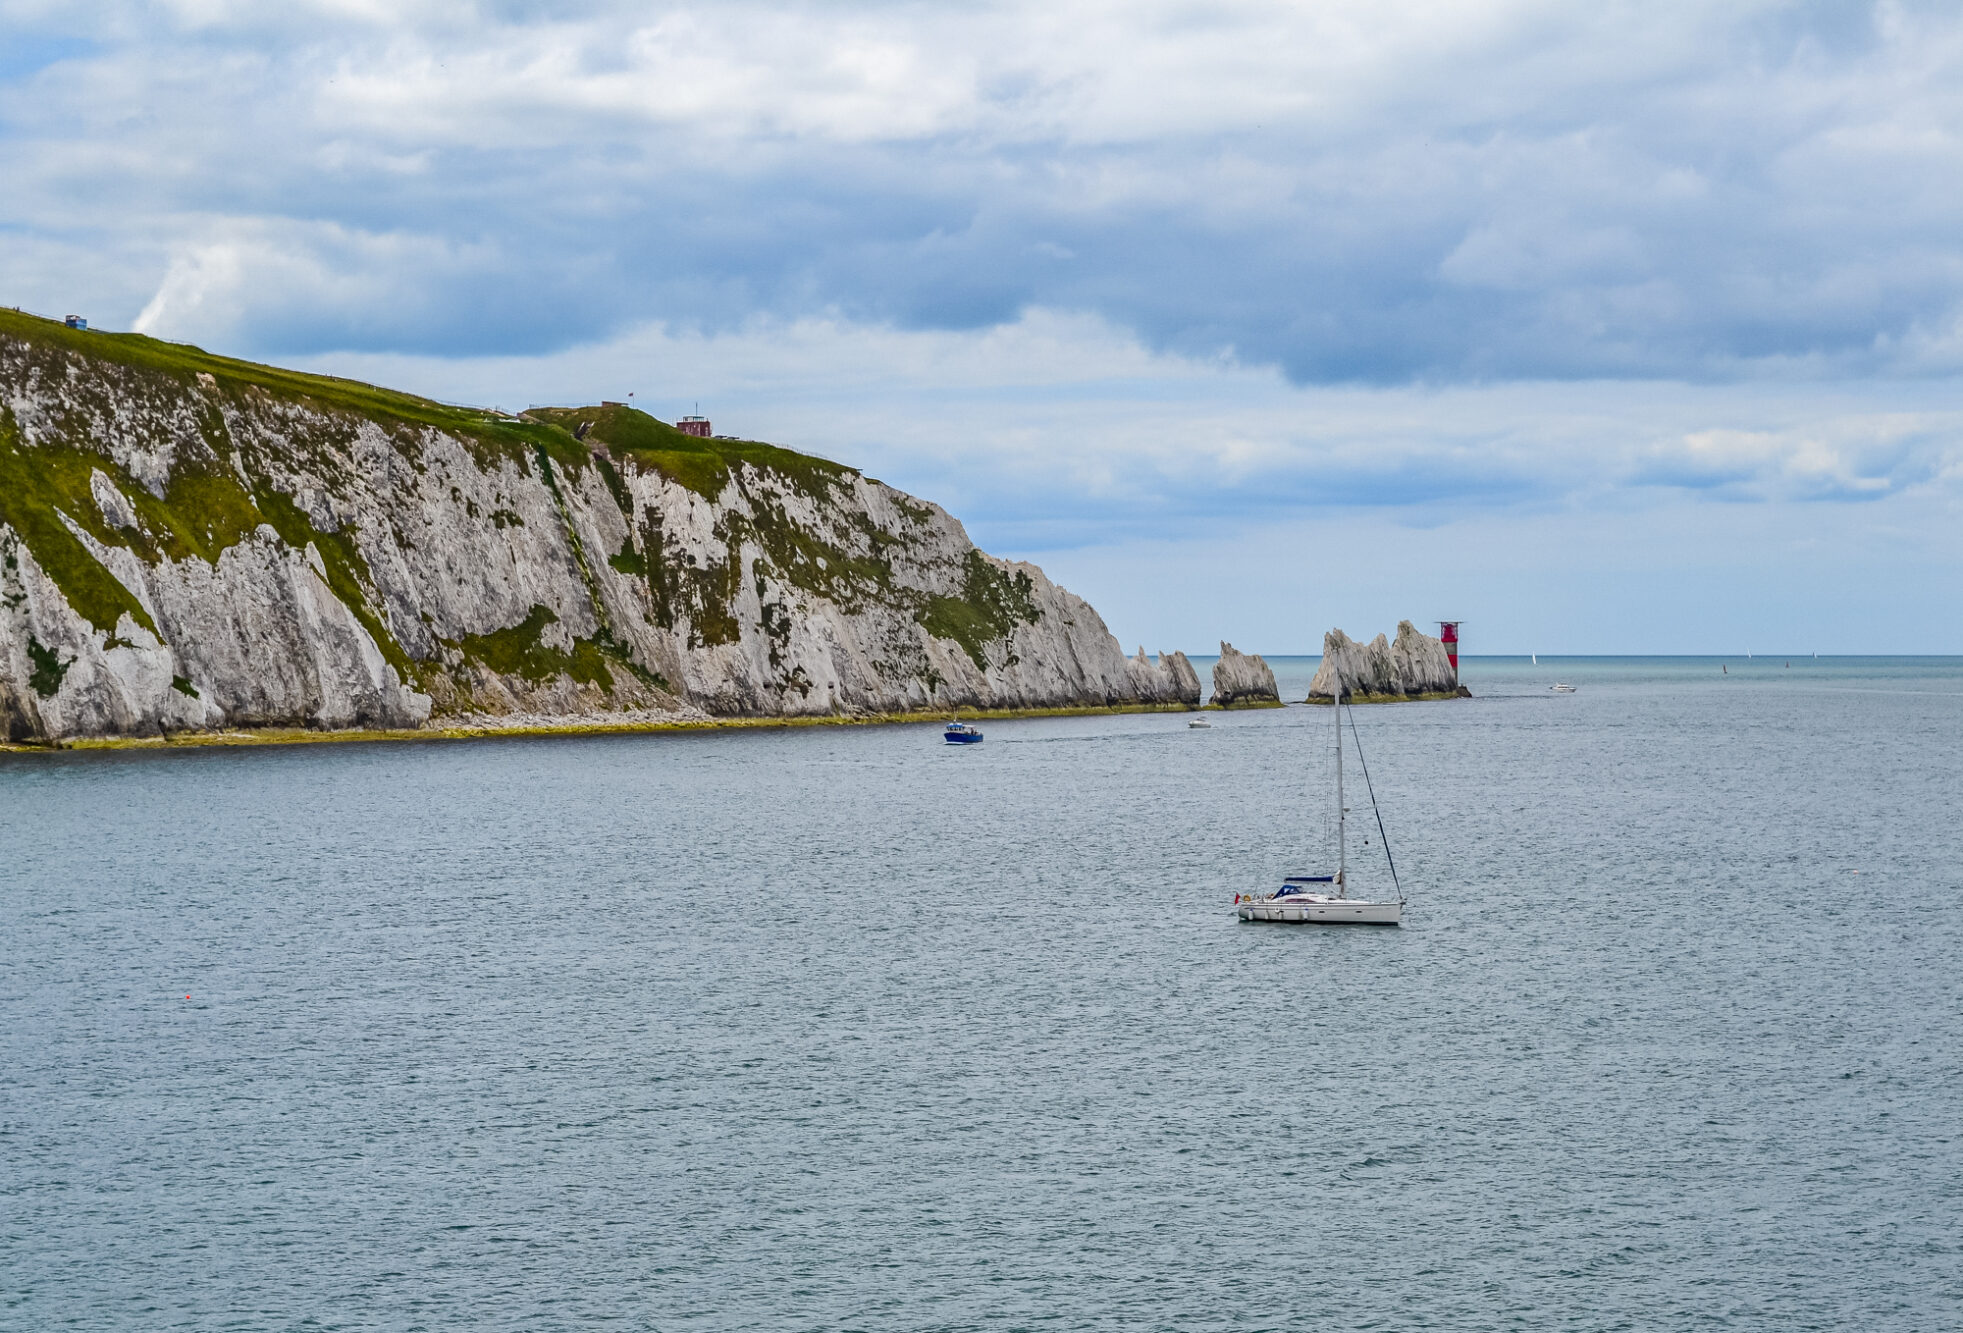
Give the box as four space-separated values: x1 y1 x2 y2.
1550 682 1577 693
1188 717 1212 728
1237 673 1403 927
1238 877 1403 924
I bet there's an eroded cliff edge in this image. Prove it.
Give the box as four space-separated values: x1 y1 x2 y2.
0 312 1199 743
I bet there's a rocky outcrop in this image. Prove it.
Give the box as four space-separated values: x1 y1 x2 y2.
1208 641 1279 707
1128 646 1202 704
0 312 1201 743
1306 621 1463 702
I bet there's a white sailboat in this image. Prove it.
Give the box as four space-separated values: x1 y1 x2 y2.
1237 676 1404 926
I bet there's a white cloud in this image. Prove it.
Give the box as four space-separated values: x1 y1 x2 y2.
289 307 1963 537
9 0 1963 647
9 0 1963 379
1027 491 1963 654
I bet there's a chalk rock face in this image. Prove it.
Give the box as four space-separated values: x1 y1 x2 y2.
1306 621 1458 701
1127 646 1202 705
0 313 1197 742
1208 641 1279 706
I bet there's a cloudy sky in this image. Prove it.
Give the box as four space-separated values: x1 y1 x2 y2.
5 0 1962 652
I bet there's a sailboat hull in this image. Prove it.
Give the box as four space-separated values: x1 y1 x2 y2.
1237 898 1402 925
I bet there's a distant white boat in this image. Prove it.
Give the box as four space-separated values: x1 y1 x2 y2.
1532 652 1538 665
1551 682 1577 693
1188 717 1212 729
1237 675 1403 927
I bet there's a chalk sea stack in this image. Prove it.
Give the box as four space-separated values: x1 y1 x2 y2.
0 310 1201 744
1306 621 1468 703
1129 646 1203 705
1208 641 1281 707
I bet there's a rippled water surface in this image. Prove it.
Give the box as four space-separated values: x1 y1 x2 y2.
5 657 1961 1331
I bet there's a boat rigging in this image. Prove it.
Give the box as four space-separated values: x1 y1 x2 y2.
1236 673 1404 926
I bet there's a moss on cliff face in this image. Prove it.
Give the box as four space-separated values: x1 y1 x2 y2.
607 538 646 576
0 316 442 674
918 550 1042 670
457 604 569 683
0 409 158 634
0 386 423 673
250 488 412 677
531 445 612 642
519 405 937 656
452 603 667 695
26 635 69 697
1 312 1141 737
676 537 744 649
739 491 898 612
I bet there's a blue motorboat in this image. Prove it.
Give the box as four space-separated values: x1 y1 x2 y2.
943 722 983 744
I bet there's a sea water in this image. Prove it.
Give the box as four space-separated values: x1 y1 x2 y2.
3 657 1960 1330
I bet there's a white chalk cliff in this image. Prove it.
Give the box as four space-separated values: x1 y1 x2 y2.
1208 641 1279 706
0 313 1200 742
1306 621 1460 701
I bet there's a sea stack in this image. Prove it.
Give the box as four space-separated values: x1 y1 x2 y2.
1208 641 1280 707
1306 621 1467 703
1128 647 1202 705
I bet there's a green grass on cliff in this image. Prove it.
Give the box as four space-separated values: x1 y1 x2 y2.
521 403 858 502
0 308 1044 707
0 310 864 658
917 550 1043 670
0 309 864 503
450 603 666 695
0 305 569 659
0 306 554 451
0 398 409 671
524 404 933 652
0 414 159 634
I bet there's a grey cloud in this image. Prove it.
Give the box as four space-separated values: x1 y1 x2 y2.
3 0 1961 386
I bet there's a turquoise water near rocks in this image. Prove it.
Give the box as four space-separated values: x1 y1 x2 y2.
4 657 1960 1330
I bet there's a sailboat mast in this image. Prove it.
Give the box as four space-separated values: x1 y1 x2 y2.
1335 671 1346 896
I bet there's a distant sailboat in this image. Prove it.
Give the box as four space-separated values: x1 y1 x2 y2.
1532 652 1538 665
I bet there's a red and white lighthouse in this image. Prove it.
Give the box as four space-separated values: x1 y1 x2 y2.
1438 621 1461 686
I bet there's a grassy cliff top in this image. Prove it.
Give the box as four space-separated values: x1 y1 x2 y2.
0 306 536 443
0 305 883 648
0 307 856 496
522 403 857 500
